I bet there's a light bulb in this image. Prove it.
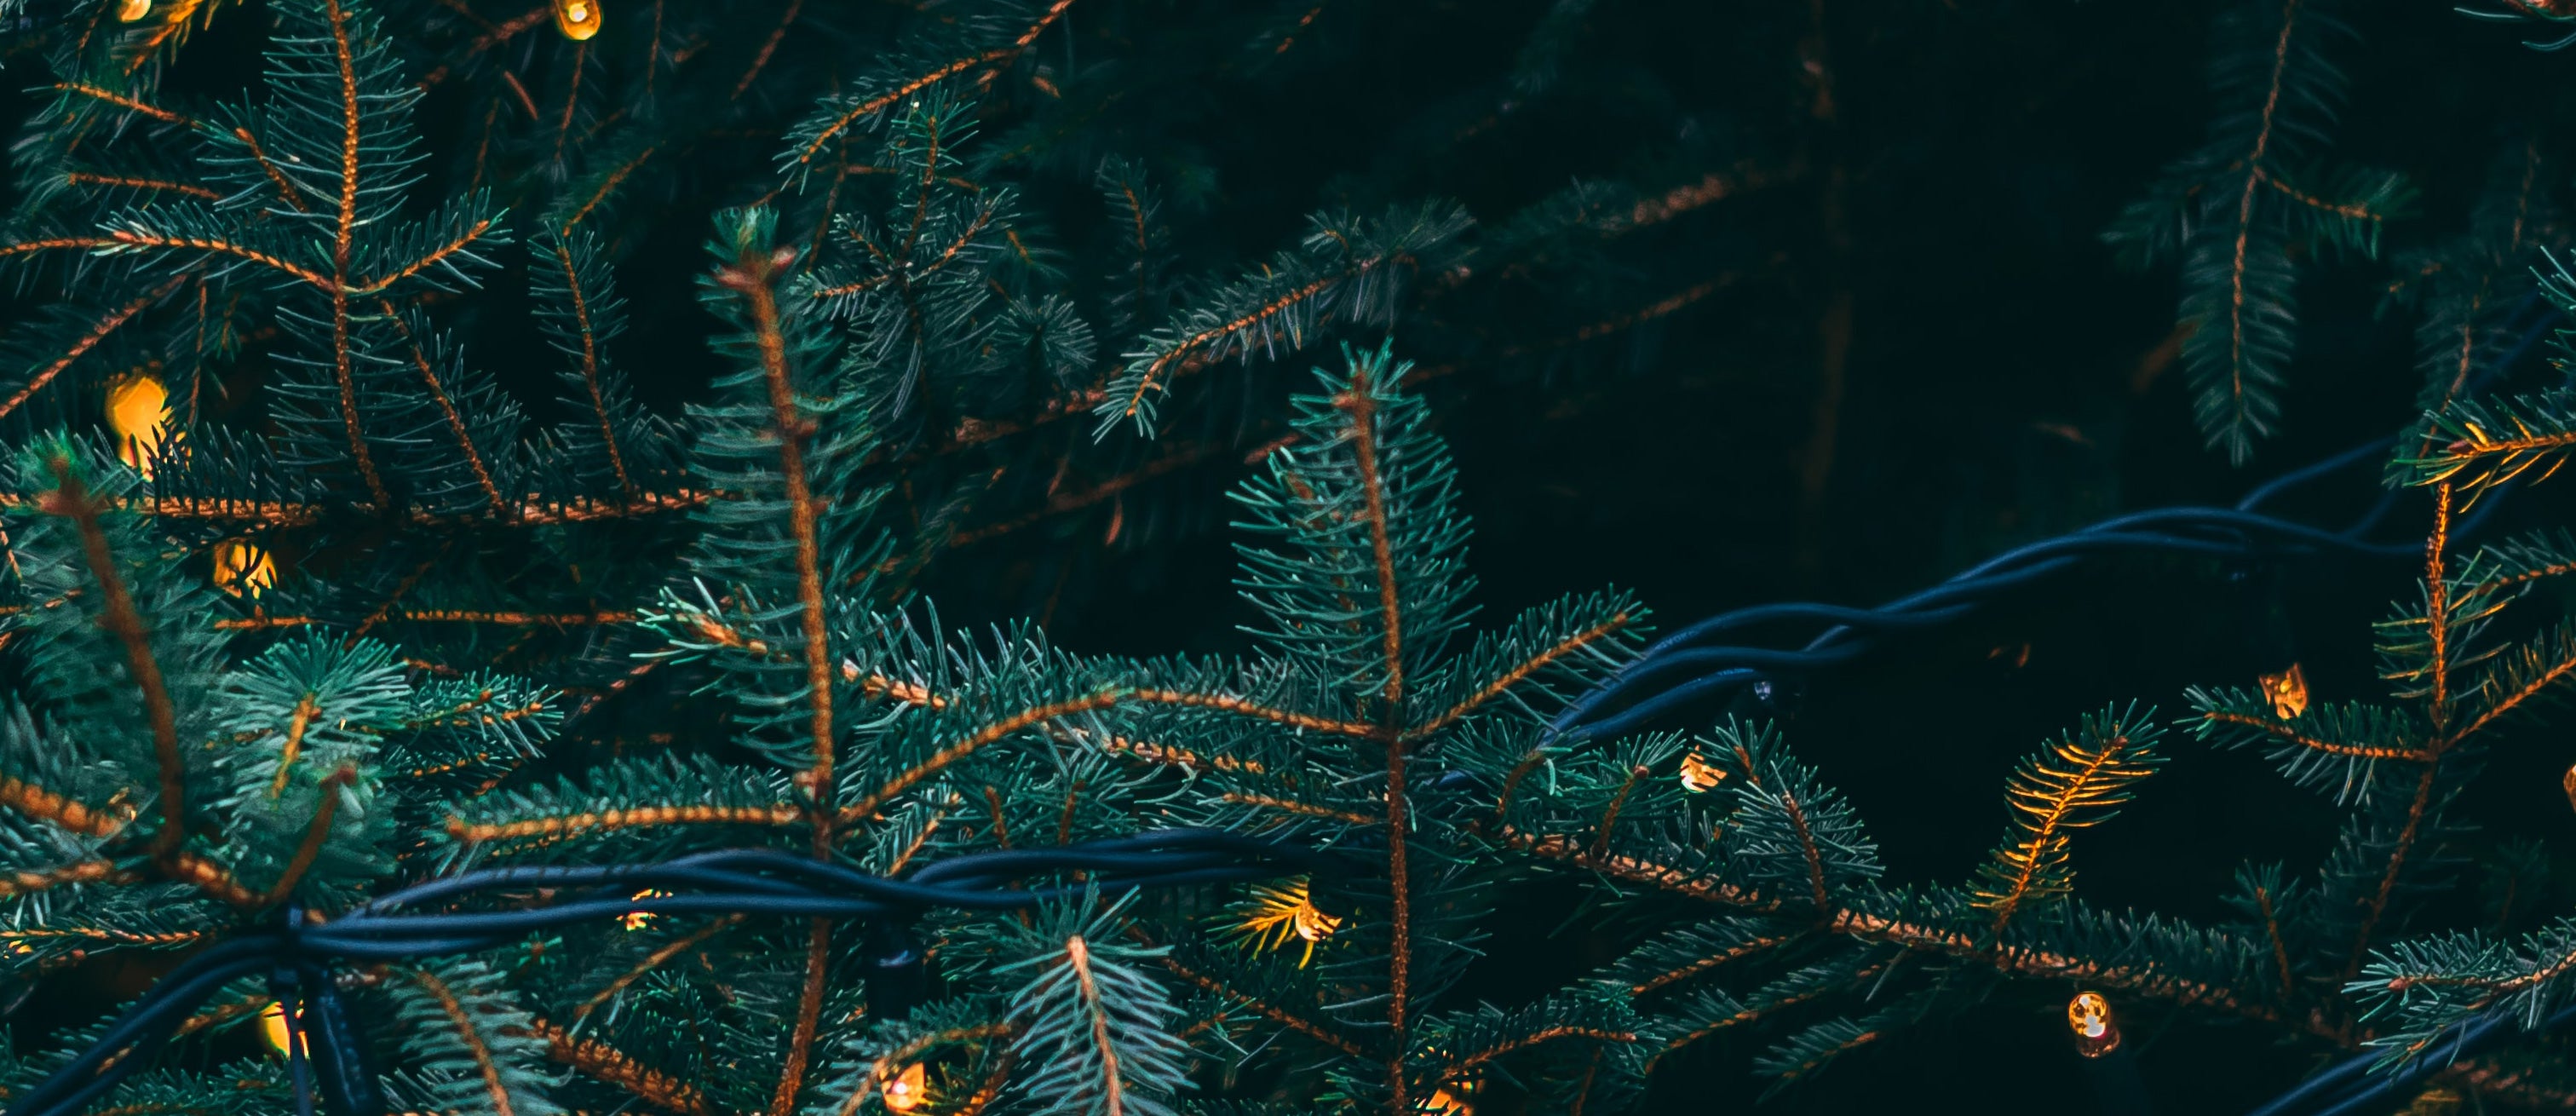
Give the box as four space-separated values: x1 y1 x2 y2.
881 1061 928 1113
2066 992 2119 1057
1231 878 1338 967
116 0 152 22
103 373 171 480
1678 752 1726 792
1425 1079 1478 1116
1291 898 1341 945
259 1000 308 1058
552 0 601 40
211 539 276 599
621 889 669 931
2257 663 2309 720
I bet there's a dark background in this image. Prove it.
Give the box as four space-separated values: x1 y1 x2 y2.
12 0 2576 1111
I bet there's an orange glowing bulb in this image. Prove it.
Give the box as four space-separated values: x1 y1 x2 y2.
211 538 276 599
1291 899 1341 945
622 889 669 931
2067 992 2119 1057
881 1061 929 1113
104 373 171 479
1678 752 1726 792
260 1000 308 1058
1424 1079 1478 1116
552 0 602 39
2258 663 2309 720
116 0 152 22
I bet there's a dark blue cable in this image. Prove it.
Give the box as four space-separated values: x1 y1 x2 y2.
9 831 1334 1116
1552 307 2556 742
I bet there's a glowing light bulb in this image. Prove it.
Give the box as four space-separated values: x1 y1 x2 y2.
622 889 669 931
1291 897 1342 946
103 373 171 479
552 0 601 40
116 0 152 22
1424 1079 1478 1116
211 539 276 599
1230 877 1339 967
2257 663 2309 720
880 1061 928 1113
2066 992 2119 1058
1678 752 1726 792
259 1000 308 1058
2562 763 2575 814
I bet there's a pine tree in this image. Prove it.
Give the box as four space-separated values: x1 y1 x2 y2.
14 0 2576 1113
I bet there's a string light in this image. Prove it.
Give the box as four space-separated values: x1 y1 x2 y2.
2562 763 2575 815
116 0 152 22
103 373 172 480
879 1061 929 1113
551 0 602 40
2257 662 2309 719
621 889 669 931
2066 992 2119 1058
211 539 276 599
1677 752 1726 792
259 1000 308 1059
1424 1078 1478 1116
1225 877 1340 967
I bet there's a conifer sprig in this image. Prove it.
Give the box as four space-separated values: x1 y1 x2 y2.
2106 0 2411 463
1970 708 2164 933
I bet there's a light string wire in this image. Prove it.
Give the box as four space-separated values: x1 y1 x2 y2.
1549 297 2560 744
7 831 1358 1116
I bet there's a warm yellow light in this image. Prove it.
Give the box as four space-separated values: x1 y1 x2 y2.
104 373 171 479
622 889 669 931
2258 663 2309 720
1229 877 1339 967
211 539 276 599
2066 992 2119 1057
1425 1079 1478 1116
1678 752 1727 792
116 0 152 21
1291 898 1341 945
2562 764 2575 814
880 1061 928 1113
552 0 602 39
259 1000 308 1058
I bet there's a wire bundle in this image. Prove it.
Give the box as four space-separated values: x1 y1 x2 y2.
8 830 1349 1116
1551 305 2556 745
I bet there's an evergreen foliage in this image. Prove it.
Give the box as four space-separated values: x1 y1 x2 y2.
11 0 2576 1113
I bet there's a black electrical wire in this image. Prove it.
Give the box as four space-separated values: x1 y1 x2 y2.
7 830 1354 1116
1549 296 2557 745
2245 1004 2576 1116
